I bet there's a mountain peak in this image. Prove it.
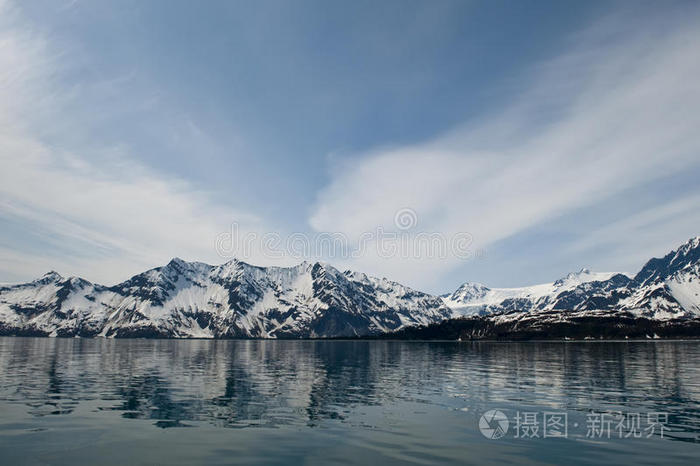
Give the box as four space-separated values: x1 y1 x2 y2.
163 257 213 274
565 267 592 279
456 281 489 291
635 236 700 285
447 282 490 301
680 236 700 251
552 268 623 288
39 271 63 282
166 257 188 267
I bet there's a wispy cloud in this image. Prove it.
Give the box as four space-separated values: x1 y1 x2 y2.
310 8 700 288
0 1 275 284
2 1 699 291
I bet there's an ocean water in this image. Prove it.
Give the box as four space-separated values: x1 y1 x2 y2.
0 337 698 465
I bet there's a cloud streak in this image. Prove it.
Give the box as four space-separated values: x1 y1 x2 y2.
0 1 277 284
310 8 700 287
2 1 699 292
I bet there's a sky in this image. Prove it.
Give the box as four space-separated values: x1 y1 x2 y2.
1 0 699 293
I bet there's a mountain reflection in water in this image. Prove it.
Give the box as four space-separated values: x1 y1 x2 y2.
1 338 699 464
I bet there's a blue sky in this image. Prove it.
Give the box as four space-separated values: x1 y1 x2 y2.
1 0 699 293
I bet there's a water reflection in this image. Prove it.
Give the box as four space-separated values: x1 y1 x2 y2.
0 338 699 442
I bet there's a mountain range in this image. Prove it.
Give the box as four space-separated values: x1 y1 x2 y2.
1 237 698 339
0 259 450 338
442 237 700 320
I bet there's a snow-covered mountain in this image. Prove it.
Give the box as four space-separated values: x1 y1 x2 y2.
443 236 700 321
1 236 698 339
0 260 451 338
442 268 628 316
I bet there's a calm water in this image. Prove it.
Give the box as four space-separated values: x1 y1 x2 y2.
0 338 699 465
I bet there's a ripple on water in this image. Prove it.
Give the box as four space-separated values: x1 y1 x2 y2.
0 338 699 464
